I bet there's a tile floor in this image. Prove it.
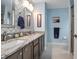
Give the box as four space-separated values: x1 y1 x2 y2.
41 44 73 59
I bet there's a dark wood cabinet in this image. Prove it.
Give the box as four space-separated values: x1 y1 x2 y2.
6 52 18 59
34 44 39 59
17 49 23 59
6 49 23 59
39 37 42 56
33 35 45 59
42 35 45 52
5 34 45 59
23 43 33 59
39 35 45 56
33 39 39 59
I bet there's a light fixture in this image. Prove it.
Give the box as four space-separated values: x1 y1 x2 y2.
29 4 34 12
23 0 34 12
23 0 29 8
37 14 42 27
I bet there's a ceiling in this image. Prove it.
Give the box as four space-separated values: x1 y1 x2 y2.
30 0 69 9
1 0 69 9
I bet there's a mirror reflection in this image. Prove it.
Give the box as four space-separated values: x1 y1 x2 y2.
25 8 32 27
1 0 33 29
1 0 15 26
15 7 32 29
16 8 25 29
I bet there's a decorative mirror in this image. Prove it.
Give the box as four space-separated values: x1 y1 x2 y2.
25 8 32 28
1 0 15 27
37 14 42 27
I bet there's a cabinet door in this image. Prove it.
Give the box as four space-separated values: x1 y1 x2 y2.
23 43 33 59
6 52 18 59
42 35 44 52
6 49 23 59
17 49 23 59
39 37 42 56
34 44 39 59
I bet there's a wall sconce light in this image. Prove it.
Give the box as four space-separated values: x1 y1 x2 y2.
27 15 31 26
37 14 42 27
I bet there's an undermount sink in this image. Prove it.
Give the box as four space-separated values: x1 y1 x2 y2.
1 40 24 50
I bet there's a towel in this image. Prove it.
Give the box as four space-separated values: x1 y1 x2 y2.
17 16 25 29
54 28 60 39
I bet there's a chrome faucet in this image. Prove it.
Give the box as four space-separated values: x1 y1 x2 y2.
3 31 7 41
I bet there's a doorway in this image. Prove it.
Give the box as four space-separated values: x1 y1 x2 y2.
70 4 74 54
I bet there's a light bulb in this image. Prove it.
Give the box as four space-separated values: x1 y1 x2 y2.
23 0 34 12
23 0 29 8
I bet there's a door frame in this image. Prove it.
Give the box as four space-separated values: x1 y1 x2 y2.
68 0 77 59
68 0 74 53
68 0 72 53
74 0 77 59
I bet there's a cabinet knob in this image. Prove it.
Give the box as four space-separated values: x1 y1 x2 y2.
19 52 22 55
74 34 77 38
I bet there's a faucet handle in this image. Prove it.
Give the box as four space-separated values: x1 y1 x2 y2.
3 31 6 35
3 31 7 41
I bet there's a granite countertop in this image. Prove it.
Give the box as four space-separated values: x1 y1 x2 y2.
1 32 44 59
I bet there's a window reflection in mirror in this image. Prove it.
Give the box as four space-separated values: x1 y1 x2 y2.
1 0 15 26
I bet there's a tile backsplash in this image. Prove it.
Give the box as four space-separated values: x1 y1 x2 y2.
1 27 33 34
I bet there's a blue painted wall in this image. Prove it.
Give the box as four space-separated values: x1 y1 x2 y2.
47 8 69 43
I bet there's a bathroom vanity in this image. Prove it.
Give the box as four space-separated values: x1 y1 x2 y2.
1 0 45 59
1 32 45 59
